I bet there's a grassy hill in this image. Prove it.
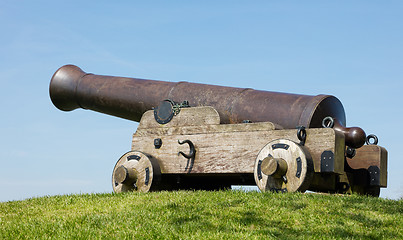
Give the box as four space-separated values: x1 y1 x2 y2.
0 190 402 239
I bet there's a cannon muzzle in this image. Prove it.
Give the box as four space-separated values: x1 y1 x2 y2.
50 65 86 111
50 65 366 148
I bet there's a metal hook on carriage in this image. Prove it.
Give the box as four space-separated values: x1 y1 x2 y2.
178 139 196 159
296 126 307 146
322 116 335 128
366 134 379 145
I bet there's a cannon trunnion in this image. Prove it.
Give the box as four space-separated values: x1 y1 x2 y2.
49 65 388 196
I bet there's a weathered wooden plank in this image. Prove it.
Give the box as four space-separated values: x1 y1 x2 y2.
347 145 387 187
138 107 220 129
134 122 276 137
131 127 343 174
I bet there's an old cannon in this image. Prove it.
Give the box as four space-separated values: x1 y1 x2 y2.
49 65 387 196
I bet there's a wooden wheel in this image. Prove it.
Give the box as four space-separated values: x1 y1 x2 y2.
112 151 161 193
254 139 313 193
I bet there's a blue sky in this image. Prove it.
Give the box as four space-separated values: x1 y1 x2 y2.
1 1 402 201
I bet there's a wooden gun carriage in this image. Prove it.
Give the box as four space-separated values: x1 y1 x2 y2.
49 65 387 196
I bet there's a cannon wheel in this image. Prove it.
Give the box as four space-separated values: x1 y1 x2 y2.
112 151 161 193
254 139 314 193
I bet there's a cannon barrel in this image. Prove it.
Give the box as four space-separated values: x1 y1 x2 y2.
49 65 366 148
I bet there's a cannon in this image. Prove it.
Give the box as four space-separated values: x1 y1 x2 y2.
50 65 387 196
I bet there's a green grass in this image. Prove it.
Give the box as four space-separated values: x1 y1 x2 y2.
0 191 402 239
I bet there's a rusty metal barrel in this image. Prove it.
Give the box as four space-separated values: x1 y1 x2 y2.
49 65 366 148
